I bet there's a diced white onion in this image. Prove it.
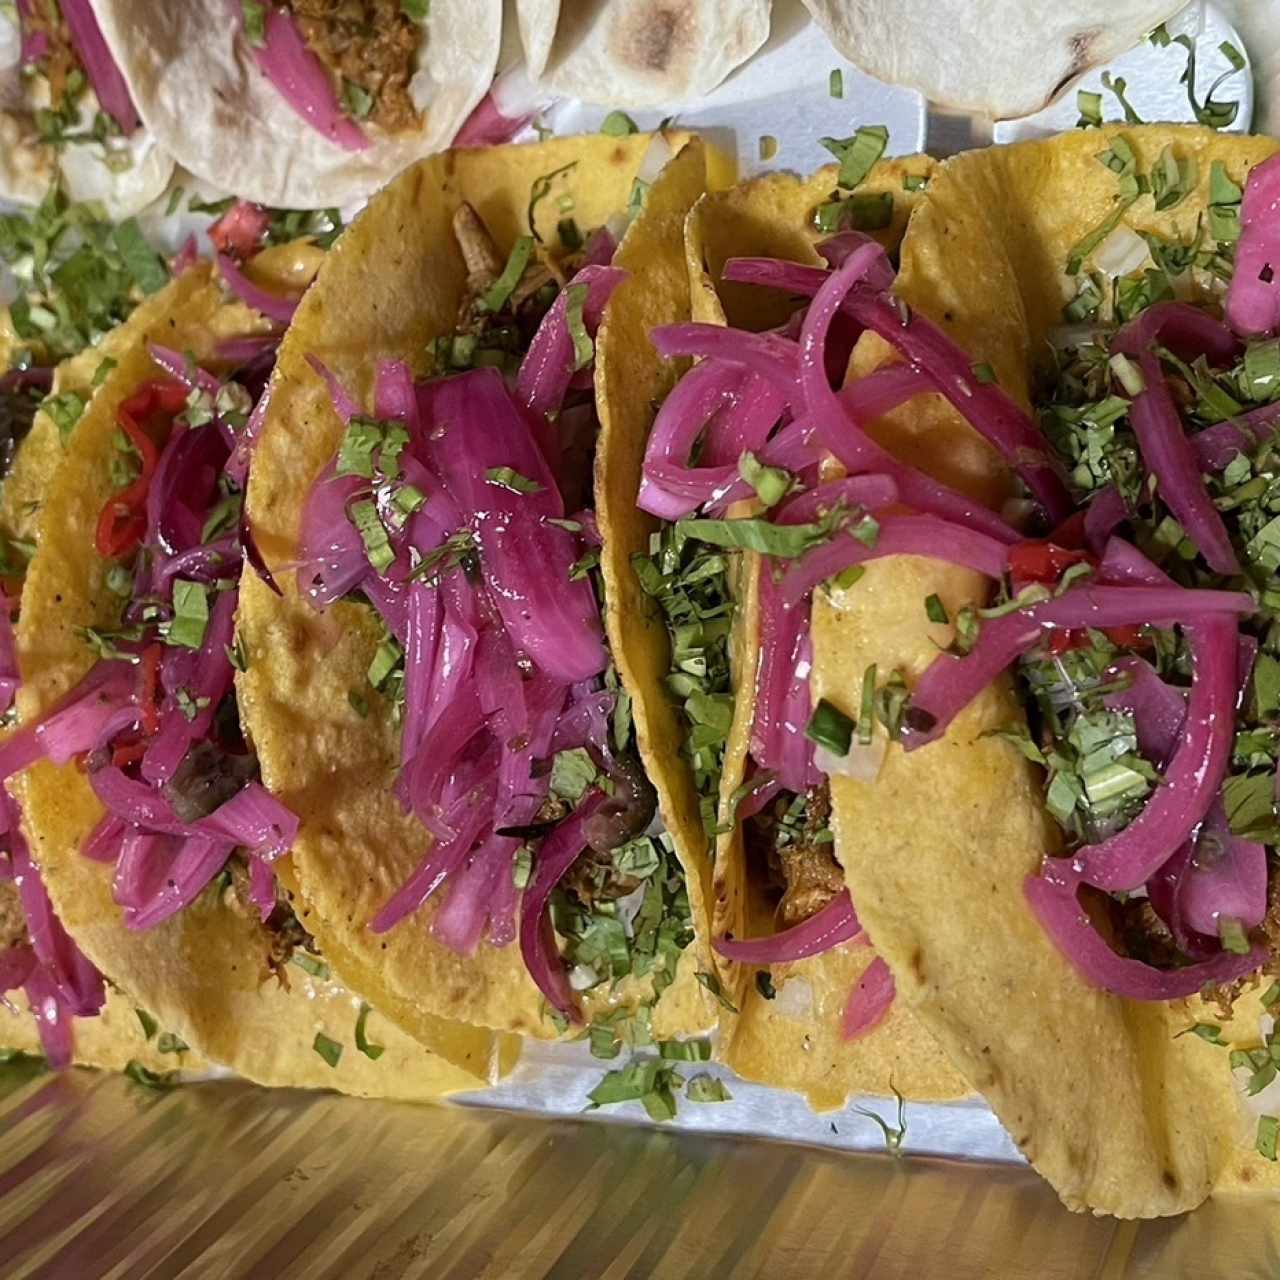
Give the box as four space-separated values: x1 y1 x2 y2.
816 733 886 783
772 976 813 1019
1091 223 1149 279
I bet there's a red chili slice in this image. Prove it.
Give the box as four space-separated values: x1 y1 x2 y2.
136 642 163 737
94 380 185 559
1008 539 1093 587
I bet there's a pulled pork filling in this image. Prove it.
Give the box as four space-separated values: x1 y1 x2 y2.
19 0 81 111
285 0 421 132
0 882 27 952
227 856 319 986
746 783 842 929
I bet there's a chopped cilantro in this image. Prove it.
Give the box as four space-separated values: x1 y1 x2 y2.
694 969 738 1013
550 747 599 803
587 1057 683 1122
135 1008 157 1040
828 69 844 98
737 451 791 508
527 162 578 241
676 506 846 558
312 1031 343 1068
814 191 893 234
112 219 169 295
167 580 210 650
350 499 394 574
1163 30 1244 130
564 282 594 372
599 111 638 137
485 465 542 494
1076 89 1102 128
658 1038 711 1062
819 124 888 191
481 235 534 314
157 1032 188 1055
124 1061 178 1090
342 80 375 120
1150 144 1196 212
685 1073 732 1103
805 698 853 757
1100 72 1143 124
291 951 330 980
41 389 86 441
512 845 533 889
241 0 267 45
355 1003 385 1061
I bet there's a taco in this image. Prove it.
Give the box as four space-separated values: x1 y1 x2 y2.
94 0 502 210
0 320 205 1076
238 131 728 1056
0 1 173 218
686 123 1280 1214
1 249 508 1098
515 0 770 109
599 139 969 1108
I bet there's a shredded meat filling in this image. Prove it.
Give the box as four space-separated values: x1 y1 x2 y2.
285 0 421 133
0 881 27 952
22 0 80 110
227 855 321 988
746 784 843 928
450 203 560 336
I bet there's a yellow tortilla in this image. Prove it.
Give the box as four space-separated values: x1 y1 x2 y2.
818 125 1280 1213
240 133 722 1042
659 157 967 1109
0 338 201 1075
11 262 502 1098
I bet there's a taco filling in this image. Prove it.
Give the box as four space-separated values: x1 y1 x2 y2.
652 136 1280 1164
0 589 105 1066
295 197 697 1022
0 338 303 962
14 0 139 140
633 218 1031 1037
236 0 430 150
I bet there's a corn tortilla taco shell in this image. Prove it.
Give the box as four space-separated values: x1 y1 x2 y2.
818 125 1280 1214
240 132 722 1042
12 263 501 1098
657 157 968 1108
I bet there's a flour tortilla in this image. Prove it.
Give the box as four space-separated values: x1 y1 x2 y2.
94 0 500 210
820 125 1280 1214
634 156 967 1109
516 0 769 108
800 0 1182 119
240 133 719 1042
11 262 506 1098
0 10 173 217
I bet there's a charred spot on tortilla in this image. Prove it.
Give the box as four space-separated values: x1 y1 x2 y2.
610 3 692 77
1048 28 1103 103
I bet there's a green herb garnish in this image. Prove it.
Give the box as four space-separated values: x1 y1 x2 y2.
355 1004 385 1061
